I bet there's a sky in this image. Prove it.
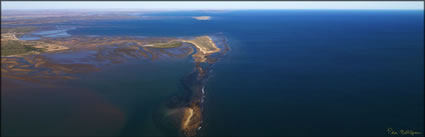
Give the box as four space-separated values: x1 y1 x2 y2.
1 1 424 10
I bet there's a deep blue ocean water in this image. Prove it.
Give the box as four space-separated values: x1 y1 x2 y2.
3 10 423 136
67 10 424 136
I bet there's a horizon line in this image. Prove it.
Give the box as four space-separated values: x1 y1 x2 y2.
2 8 424 11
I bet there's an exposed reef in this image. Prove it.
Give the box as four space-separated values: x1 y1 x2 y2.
157 36 230 137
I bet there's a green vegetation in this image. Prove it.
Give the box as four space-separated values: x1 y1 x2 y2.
1 26 37 37
1 40 42 56
152 41 183 48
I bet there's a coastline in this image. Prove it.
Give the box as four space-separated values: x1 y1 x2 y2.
182 108 194 130
180 36 220 55
2 25 230 137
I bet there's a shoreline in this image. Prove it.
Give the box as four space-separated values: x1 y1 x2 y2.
182 108 194 130
2 29 230 137
180 36 220 54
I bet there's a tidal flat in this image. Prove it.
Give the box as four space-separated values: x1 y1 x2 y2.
1 22 229 136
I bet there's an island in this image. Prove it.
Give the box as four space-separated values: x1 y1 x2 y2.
192 16 211 20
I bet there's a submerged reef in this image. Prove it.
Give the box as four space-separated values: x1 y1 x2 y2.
157 36 230 136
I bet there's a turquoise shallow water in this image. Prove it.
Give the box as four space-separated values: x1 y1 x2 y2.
2 10 424 136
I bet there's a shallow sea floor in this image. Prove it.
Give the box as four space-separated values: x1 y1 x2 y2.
2 56 195 136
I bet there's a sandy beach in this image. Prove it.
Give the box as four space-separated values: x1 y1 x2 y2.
181 36 220 54
182 108 194 130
